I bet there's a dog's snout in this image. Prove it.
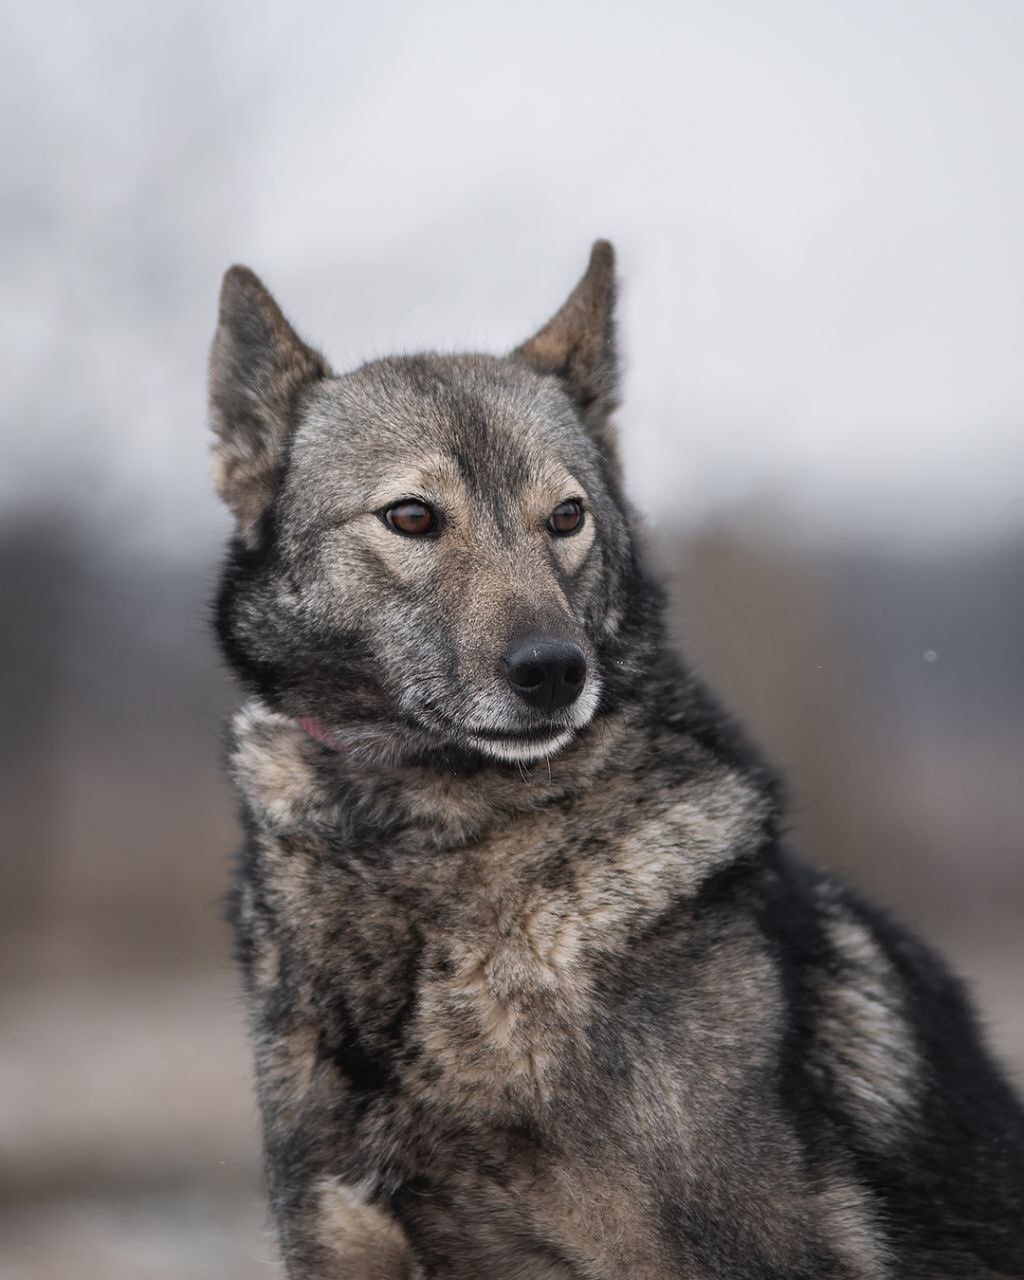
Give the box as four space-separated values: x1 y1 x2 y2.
504 635 587 712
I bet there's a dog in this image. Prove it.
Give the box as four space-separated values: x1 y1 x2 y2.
210 242 1024 1278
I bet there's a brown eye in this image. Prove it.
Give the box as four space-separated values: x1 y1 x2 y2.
548 499 584 536
384 500 436 536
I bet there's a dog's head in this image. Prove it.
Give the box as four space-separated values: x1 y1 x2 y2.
211 242 655 765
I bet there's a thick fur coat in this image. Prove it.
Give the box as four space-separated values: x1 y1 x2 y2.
211 243 1024 1278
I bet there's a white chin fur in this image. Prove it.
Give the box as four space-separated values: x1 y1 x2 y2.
467 729 577 763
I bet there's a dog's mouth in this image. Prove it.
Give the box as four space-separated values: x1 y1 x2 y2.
465 725 578 763
414 675 603 765
463 723 564 742
425 712 579 763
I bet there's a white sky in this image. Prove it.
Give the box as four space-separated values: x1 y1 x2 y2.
3 0 1023 558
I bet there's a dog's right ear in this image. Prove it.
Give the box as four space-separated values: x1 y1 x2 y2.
209 266 330 541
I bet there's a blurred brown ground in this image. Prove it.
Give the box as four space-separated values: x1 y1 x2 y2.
1 513 1022 1276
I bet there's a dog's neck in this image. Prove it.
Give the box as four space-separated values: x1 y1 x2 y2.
323 702 642 847
231 699 634 848
232 671 777 860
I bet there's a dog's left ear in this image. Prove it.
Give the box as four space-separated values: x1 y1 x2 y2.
514 239 620 473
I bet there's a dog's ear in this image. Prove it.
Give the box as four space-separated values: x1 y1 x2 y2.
209 266 330 540
514 239 620 474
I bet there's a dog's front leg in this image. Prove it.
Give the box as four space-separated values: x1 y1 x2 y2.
229 705 424 1278
242 967 424 1279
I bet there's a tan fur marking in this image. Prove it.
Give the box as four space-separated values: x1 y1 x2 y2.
230 703 336 831
576 769 766 924
260 1022 318 1128
252 934 281 992
816 1178 891 1277
315 1176 421 1279
819 915 919 1140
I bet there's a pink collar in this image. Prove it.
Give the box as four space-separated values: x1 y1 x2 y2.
297 716 344 751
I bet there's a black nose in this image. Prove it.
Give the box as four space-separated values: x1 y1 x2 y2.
504 635 587 713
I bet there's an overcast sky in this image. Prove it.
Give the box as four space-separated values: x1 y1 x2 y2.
3 0 1023 559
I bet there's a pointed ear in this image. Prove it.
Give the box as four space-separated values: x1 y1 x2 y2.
209 265 330 540
514 240 620 472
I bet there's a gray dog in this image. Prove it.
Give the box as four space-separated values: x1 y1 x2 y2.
210 242 1024 1278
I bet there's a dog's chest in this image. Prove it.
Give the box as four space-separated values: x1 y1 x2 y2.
334 782 757 1117
410 858 597 1110
389 802 697 1114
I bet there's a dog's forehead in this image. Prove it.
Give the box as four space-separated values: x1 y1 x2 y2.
292 352 598 505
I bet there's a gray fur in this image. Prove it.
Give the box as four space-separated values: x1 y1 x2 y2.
211 244 1024 1278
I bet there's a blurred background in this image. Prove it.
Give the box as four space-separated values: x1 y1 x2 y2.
2 1 1022 1275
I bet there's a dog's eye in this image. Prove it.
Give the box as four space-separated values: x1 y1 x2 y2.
384 500 436 536
548 499 584 537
